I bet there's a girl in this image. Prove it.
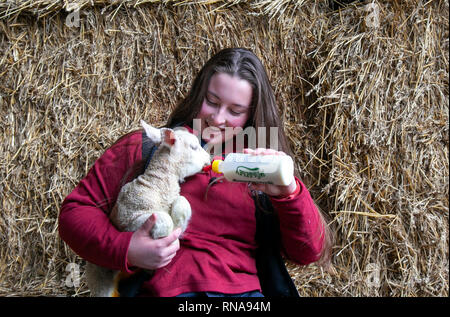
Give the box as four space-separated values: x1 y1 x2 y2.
59 48 332 297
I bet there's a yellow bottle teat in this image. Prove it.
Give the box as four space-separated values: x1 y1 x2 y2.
211 160 223 173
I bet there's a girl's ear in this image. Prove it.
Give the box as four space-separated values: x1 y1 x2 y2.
141 120 162 143
161 128 176 148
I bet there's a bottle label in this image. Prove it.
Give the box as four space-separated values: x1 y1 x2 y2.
235 166 266 180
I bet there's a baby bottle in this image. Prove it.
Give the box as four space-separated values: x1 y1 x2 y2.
211 153 294 186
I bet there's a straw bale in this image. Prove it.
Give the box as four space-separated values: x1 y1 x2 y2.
0 0 448 296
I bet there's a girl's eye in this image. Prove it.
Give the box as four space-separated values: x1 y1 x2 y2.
230 109 244 116
206 98 219 107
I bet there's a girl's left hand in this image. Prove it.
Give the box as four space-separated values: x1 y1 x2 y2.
243 148 297 198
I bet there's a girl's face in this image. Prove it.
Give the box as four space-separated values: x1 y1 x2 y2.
196 73 252 145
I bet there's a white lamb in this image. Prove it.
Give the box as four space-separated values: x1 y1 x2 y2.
85 120 211 297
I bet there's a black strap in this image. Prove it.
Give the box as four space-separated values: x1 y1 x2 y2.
117 270 152 297
254 193 300 297
141 130 157 173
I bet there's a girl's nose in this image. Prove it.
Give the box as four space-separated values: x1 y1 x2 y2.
210 107 226 126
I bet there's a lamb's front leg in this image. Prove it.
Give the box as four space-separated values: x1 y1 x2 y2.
170 195 192 234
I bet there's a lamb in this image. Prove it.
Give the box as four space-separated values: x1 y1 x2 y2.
85 120 211 297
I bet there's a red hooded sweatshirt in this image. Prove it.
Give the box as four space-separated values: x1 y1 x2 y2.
58 130 325 296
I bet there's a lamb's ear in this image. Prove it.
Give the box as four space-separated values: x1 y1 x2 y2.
161 128 176 148
141 120 161 143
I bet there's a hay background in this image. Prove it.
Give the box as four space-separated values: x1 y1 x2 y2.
0 0 448 296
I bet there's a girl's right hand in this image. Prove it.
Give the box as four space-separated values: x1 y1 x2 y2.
127 214 181 270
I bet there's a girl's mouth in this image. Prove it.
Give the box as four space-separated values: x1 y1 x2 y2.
205 121 226 132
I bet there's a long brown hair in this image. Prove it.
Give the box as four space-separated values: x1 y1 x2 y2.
167 48 333 268
166 48 292 159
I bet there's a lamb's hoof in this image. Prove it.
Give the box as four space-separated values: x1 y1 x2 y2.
150 212 174 239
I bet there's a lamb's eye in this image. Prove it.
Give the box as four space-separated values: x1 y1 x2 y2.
190 144 198 151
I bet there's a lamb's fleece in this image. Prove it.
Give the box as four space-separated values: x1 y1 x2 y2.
85 120 211 297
